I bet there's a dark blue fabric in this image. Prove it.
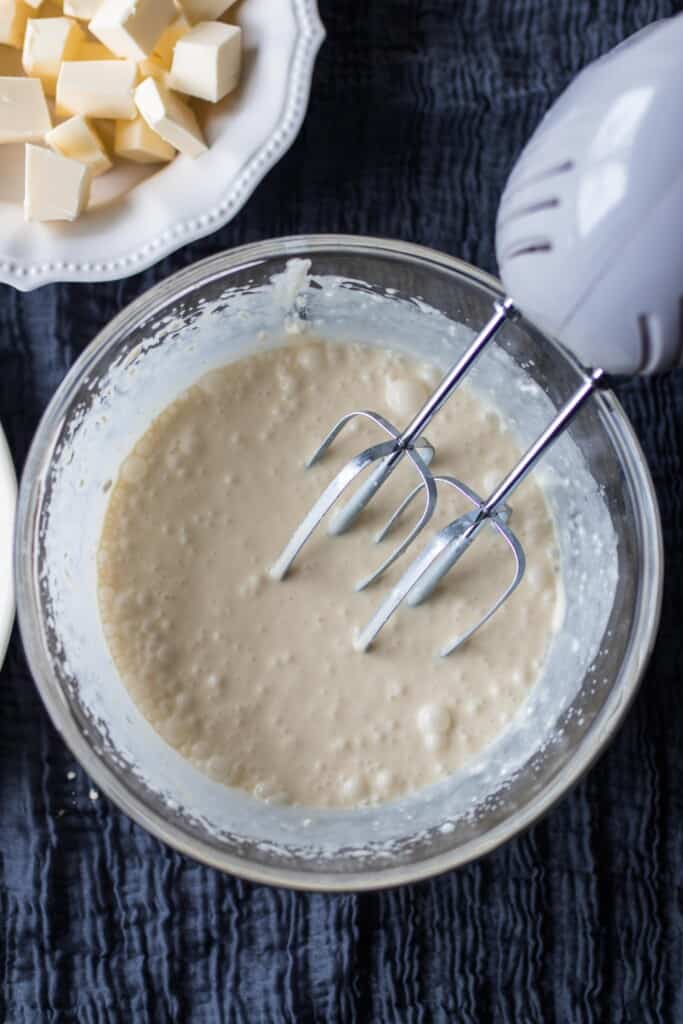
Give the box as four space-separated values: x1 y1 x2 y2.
2 1 683 1020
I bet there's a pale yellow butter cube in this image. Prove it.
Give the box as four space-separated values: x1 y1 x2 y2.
90 0 176 61
115 114 174 163
24 143 91 220
63 0 101 16
77 39 114 59
23 16 85 95
56 59 137 118
46 114 111 175
0 0 29 47
152 14 189 67
169 21 240 102
0 76 51 143
177 0 236 24
134 76 206 157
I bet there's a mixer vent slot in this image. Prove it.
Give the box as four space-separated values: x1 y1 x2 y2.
497 197 559 229
504 159 575 199
502 239 553 261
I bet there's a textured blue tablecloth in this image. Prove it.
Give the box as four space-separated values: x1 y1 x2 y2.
2 1 683 1020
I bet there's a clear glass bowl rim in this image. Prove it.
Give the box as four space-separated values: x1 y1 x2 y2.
14 234 664 891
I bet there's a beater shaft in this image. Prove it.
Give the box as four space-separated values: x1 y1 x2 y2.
328 298 518 536
272 299 518 583
408 366 605 608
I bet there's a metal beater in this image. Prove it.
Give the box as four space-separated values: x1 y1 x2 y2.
273 11 683 654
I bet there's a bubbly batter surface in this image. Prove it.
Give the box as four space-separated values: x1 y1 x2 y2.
98 339 560 808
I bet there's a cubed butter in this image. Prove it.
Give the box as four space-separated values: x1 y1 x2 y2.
24 143 91 220
169 21 240 102
0 0 29 47
152 14 189 67
22 16 85 96
0 76 51 143
177 0 236 24
135 76 206 157
46 114 112 175
115 114 174 163
77 39 114 59
56 59 137 118
90 0 176 61
63 0 101 16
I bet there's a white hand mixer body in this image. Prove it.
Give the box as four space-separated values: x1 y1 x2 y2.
274 13 683 654
497 12 683 375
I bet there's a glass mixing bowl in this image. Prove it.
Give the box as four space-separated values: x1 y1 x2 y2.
15 236 663 891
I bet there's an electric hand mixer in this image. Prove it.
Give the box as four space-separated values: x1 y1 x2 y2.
272 13 683 655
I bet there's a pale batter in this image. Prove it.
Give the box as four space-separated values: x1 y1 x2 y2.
97 339 560 808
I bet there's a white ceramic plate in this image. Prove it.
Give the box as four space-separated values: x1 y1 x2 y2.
0 422 16 669
0 0 325 292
